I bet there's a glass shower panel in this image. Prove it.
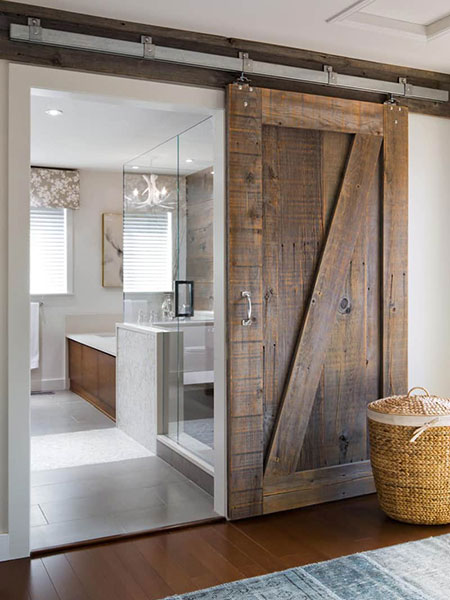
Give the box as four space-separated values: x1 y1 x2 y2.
123 135 180 441
122 117 215 467
175 118 215 466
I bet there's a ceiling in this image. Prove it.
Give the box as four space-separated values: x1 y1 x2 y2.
11 0 450 73
31 90 214 172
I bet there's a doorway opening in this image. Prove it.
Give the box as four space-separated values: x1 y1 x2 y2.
27 85 225 551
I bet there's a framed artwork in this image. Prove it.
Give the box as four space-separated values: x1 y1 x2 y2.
102 213 123 288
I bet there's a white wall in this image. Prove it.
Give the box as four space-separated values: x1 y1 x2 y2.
0 60 8 533
31 169 123 391
409 113 450 396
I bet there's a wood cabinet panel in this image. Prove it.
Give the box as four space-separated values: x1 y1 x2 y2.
81 345 99 399
68 340 116 420
68 340 82 387
98 352 116 414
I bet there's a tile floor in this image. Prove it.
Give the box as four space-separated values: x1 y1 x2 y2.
31 391 217 551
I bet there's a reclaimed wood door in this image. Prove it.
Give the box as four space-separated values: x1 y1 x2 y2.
227 85 407 519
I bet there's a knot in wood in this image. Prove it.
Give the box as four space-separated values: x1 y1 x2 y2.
338 296 352 314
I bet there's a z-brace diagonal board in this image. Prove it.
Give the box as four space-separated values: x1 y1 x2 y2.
264 133 383 482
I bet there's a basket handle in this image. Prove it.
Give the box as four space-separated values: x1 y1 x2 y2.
407 386 430 398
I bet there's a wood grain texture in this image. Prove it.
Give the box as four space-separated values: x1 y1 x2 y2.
186 167 214 311
228 89 407 518
262 125 323 453
297 131 381 471
97 351 116 416
227 83 264 519
264 134 382 480
262 89 384 135
382 105 408 397
69 341 116 420
263 462 375 514
6 495 450 598
0 1 449 117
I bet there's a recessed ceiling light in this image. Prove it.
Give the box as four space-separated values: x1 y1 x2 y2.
210 170 215 175
45 109 63 117
185 158 193 163
131 165 139 170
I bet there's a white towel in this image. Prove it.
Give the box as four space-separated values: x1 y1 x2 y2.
30 302 40 370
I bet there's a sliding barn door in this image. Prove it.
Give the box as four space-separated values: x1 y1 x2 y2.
227 85 407 519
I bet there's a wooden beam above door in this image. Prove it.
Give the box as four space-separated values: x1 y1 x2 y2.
0 1 450 117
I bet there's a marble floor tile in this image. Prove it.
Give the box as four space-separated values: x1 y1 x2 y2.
113 499 217 534
30 504 47 527
30 391 216 550
40 486 166 524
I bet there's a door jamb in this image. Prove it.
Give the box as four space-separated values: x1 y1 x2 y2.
7 63 225 560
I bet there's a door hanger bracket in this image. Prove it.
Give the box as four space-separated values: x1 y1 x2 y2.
235 51 253 85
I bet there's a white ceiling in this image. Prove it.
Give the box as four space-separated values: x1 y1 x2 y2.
11 0 450 73
358 0 449 24
31 90 214 172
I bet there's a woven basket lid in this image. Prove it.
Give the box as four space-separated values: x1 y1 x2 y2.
368 387 450 416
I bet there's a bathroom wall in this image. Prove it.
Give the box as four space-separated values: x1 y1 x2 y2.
186 167 214 311
0 59 8 534
31 169 123 391
408 113 450 396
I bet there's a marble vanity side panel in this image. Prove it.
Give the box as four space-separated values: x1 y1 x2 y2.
116 327 158 453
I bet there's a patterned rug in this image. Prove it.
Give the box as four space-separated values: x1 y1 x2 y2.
164 534 450 599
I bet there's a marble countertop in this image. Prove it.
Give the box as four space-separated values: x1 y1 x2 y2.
66 333 116 357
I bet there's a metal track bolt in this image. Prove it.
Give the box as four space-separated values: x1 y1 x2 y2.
28 17 42 40
141 35 155 59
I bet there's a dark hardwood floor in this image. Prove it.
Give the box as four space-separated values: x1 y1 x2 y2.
2 494 450 600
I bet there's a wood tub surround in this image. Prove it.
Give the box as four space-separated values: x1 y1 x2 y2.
68 339 116 420
227 86 407 519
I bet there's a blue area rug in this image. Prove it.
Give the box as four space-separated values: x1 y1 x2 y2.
164 534 450 599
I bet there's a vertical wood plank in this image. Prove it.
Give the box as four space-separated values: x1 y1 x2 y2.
227 83 264 518
262 126 323 455
297 131 382 470
264 134 382 480
186 167 214 311
383 105 408 396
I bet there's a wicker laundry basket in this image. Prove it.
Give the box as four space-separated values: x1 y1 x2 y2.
368 387 450 525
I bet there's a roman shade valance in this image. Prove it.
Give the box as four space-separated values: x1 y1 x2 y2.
31 167 80 209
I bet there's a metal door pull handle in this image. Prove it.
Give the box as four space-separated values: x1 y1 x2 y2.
241 291 252 326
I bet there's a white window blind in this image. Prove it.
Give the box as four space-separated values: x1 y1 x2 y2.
123 212 173 293
30 207 69 295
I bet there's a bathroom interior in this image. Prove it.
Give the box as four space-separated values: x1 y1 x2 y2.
29 88 223 550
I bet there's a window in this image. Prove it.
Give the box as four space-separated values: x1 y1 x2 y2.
30 207 72 295
123 212 172 293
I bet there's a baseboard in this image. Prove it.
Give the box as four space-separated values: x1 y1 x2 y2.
0 534 10 562
30 378 66 393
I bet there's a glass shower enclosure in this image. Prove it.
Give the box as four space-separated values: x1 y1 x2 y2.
123 117 215 468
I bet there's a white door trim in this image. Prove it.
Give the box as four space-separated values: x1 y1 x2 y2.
7 63 225 560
